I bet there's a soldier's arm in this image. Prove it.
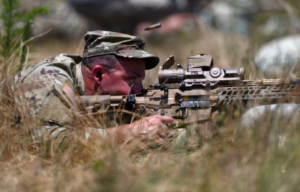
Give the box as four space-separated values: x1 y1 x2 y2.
12 61 82 150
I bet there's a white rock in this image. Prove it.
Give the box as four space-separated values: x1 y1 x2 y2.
254 35 300 77
241 104 300 128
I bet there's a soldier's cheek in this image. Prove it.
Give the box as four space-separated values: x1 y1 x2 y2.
102 73 135 95
104 81 131 95
117 82 132 94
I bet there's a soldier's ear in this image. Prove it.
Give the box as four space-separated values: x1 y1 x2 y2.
92 65 104 84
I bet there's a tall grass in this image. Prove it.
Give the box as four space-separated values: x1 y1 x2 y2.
1 107 300 192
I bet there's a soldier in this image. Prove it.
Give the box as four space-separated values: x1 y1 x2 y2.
0 31 175 146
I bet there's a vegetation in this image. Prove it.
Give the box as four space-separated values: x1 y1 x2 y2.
0 0 48 75
0 0 300 192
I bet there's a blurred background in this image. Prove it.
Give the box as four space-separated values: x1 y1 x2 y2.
17 0 300 85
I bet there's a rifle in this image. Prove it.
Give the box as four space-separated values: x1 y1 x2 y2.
79 54 300 143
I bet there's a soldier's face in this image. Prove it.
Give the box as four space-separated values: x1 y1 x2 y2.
101 57 146 95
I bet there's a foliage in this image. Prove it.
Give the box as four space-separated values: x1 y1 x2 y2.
0 0 49 73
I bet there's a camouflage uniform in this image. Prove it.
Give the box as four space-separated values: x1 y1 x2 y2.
0 31 159 145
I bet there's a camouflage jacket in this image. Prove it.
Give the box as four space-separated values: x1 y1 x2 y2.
0 54 106 146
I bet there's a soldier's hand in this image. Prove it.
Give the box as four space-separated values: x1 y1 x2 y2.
129 115 175 139
108 115 175 144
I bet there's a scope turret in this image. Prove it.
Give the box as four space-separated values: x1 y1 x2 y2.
158 54 244 87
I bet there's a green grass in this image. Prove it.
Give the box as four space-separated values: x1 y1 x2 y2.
0 0 48 76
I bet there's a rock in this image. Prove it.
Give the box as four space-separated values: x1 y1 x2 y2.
21 0 89 40
254 35 300 78
69 0 203 34
199 0 255 36
241 104 300 128
259 14 300 37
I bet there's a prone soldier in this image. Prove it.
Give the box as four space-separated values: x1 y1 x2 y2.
0 31 175 146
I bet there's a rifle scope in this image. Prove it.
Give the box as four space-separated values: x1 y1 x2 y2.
158 54 244 87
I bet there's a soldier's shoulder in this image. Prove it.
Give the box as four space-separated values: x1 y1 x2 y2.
10 53 82 90
45 53 82 64
18 53 82 75
0 53 83 96
22 53 82 79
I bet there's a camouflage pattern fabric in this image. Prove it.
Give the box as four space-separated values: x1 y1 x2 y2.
0 54 85 147
84 30 160 70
